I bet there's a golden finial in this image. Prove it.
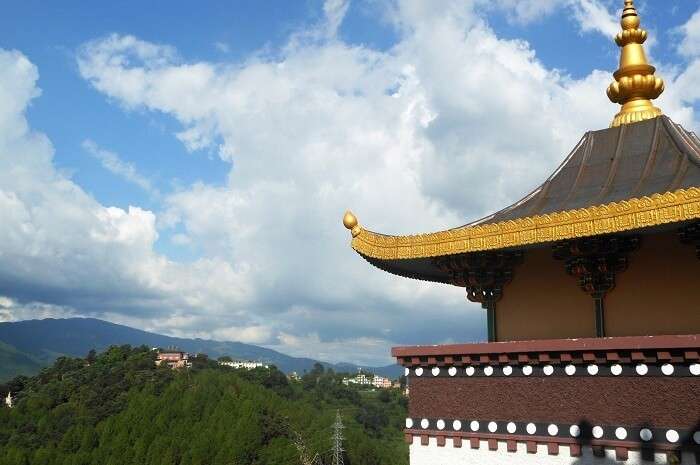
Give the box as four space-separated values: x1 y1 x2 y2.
607 0 664 127
343 211 362 237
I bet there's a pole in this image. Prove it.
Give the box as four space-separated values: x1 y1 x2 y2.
486 301 497 342
332 410 345 465
594 297 605 337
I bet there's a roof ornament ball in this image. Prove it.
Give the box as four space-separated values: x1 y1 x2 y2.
343 211 362 238
607 0 664 127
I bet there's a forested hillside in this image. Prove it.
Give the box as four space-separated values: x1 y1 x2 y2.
0 346 408 465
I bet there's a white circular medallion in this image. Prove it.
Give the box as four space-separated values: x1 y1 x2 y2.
666 429 679 443
522 365 533 376
453 420 462 431
610 364 623 376
448 366 457 377
592 426 604 439
420 418 429 429
404 367 409 376
484 366 494 376
526 423 536 435
432 367 440 377
470 420 480 432
466 366 475 376
502 366 513 376
615 427 627 440
565 364 576 376
543 365 554 376
693 431 700 445
587 364 599 376
661 363 674 376
405 418 414 429
569 425 581 438
690 363 700 376
415 367 423 377
488 421 497 433
507 422 517 434
548 424 559 436
437 419 445 430
639 428 653 442
635 363 648 376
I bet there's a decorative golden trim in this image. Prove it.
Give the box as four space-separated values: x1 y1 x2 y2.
348 188 700 260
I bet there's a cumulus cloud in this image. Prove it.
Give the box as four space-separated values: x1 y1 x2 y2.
0 295 77 323
67 0 700 362
2 1 699 365
72 0 616 364
0 47 257 345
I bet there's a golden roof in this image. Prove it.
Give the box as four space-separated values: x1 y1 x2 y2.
342 1 699 282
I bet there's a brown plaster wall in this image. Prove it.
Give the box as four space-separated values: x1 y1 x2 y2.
496 232 700 341
496 248 594 341
408 377 700 428
605 232 700 336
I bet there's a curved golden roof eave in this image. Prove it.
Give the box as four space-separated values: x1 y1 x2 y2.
345 187 700 260
342 1 698 265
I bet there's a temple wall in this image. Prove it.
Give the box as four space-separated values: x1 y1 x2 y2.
496 248 594 341
605 232 700 336
496 232 700 341
409 438 686 465
397 336 700 465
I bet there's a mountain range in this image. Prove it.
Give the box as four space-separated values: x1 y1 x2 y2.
0 318 402 382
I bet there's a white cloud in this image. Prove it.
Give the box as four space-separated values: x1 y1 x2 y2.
677 9 700 58
82 139 157 195
568 0 618 38
72 1 613 365
485 0 617 38
73 1 698 365
664 6 700 121
2 1 699 366
0 47 255 341
209 325 274 345
323 0 350 38
271 332 393 367
0 295 78 323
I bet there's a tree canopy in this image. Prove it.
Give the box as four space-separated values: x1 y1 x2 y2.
0 345 408 465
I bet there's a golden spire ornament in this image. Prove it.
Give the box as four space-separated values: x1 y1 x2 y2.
607 0 664 127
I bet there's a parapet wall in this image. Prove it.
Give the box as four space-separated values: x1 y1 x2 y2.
393 335 700 464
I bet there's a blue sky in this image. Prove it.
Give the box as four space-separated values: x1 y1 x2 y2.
1 0 699 365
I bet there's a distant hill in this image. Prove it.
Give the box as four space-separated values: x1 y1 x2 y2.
0 318 402 381
0 341 44 381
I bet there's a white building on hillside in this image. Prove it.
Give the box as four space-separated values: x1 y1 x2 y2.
4 392 12 408
220 360 268 370
342 372 393 389
371 375 392 389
